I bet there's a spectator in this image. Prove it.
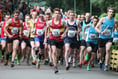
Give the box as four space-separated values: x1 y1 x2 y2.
12 0 18 11
6 0 12 14
30 5 39 13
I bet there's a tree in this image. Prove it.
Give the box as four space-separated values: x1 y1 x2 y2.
45 0 118 15
91 0 118 13
45 0 90 14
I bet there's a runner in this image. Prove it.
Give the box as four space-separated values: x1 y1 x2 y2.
45 8 68 73
44 13 52 66
80 14 85 22
34 11 46 69
57 13 65 65
95 7 118 71
113 25 118 43
21 14 31 65
4 10 23 67
78 13 92 67
64 10 81 70
30 5 39 13
30 11 38 65
45 13 52 21
0 14 10 63
83 16 99 71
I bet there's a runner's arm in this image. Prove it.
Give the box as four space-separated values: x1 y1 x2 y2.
28 26 31 37
115 19 118 28
19 20 23 36
44 20 51 43
77 20 82 33
0 21 3 26
46 21 50 38
4 19 12 36
95 17 104 34
62 20 68 36
83 24 90 39
31 19 36 33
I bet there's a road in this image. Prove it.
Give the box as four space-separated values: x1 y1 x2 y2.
0 63 118 79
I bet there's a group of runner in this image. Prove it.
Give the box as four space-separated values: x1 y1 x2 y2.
0 6 118 74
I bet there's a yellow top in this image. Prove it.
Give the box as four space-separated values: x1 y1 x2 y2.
30 19 35 38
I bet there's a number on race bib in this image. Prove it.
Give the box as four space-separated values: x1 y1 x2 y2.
52 29 60 37
104 29 111 36
11 28 18 34
36 29 44 36
23 30 29 37
113 38 118 43
68 30 75 38
89 34 97 40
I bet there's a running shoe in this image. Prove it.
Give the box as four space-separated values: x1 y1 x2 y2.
36 62 40 69
91 64 95 68
0 56 4 62
82 59 88 65
17 60 20 65
66 63 70 71
77 62 82 68
87 65 91 71
44 59 49 65
49 62 53 67
32 57 36 65
72 62 76 68
11 62 15 68
104 65 109 71
4 61 8 66
54 67 58 74
66 66 70 71
98 63 102 70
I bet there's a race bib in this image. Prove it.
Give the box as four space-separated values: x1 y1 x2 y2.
85 32 88 38
0 28 1 35
11 27 18 34
113 38 118 43
89 34 97 40
52 29 60 37
23 30 29 37
80 32 83 37
104 29 111 36
36 29 44 36
32 28 35 35
68 30 75 38
4 33 7 37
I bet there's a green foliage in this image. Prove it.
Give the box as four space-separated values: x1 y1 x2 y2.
99 13 107 18
91 0 104 6
45 0 118 15
115 13 118 20
99 13 118 20
92 0 118 13
45 0 90 14
112 42 118 50
46 0 64 10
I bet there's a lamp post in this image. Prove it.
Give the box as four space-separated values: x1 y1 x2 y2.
27 0 29 14
74 0 76 13
90 0 92 15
